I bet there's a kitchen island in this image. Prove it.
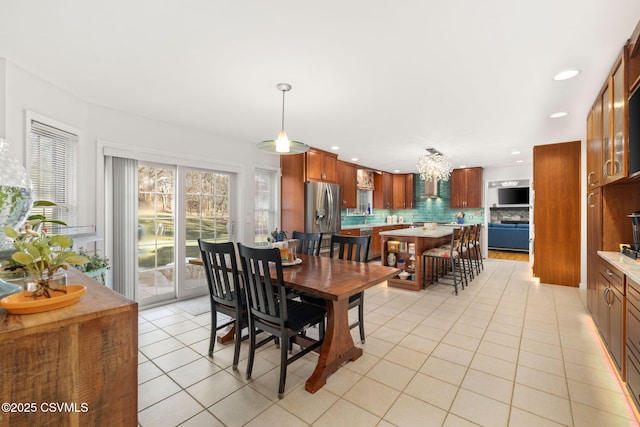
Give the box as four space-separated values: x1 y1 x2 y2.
380 226 454 291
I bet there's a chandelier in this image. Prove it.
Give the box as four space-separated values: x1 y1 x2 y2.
417 148 453 182
256 83 310 155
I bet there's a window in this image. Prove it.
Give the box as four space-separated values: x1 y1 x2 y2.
27 112 79 230
255 169 277 246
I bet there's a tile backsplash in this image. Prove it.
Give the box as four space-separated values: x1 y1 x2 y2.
341 175 485 226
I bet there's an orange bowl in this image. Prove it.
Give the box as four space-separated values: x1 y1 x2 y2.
0 285 87 314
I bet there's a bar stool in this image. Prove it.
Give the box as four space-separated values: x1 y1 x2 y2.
422 227 464 295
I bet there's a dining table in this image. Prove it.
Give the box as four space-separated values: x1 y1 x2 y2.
190 253 400 393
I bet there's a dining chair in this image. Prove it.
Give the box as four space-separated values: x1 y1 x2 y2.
291 230 323 256
330 234 371 343
422 227 464 295
237 243 326 399
198 239 247 369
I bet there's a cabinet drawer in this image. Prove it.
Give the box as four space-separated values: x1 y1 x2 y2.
629 298 640 356
629 277 640 308
340 229 360 236
627 346 640 409
600 260 625 295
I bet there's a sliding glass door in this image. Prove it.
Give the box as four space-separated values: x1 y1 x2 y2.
134 162 236 306
137 163 177 303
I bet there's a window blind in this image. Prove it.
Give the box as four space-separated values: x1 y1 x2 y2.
28 119 78 229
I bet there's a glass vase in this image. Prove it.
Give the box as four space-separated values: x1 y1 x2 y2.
24 269 68 298
0 138 34 251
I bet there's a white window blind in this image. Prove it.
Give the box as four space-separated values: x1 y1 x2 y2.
28 119 78 230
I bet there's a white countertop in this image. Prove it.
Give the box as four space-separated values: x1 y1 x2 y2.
598 251 640 284
379 225 455 238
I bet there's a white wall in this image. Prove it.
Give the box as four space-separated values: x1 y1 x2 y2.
2 58 280 249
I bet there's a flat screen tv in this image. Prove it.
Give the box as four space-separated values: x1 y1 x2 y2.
498 187 529 205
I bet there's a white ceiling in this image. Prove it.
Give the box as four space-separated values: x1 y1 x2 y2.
2 1 640 173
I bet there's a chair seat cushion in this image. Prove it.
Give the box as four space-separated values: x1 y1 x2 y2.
423 247 458 258
286 300 326 331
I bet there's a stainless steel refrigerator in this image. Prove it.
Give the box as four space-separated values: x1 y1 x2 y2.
305 181 341 254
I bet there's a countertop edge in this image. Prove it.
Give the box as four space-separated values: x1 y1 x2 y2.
598 251 640 284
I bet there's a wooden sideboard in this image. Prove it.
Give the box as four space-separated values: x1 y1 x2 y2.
0 268 138 426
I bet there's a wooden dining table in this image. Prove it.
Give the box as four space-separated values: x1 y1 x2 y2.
190 253 400 393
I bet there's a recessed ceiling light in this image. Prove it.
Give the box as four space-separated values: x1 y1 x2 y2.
331 146 340 150
351 157 358 162
511 151 520 155
459 165 466 169
550 112 568 118
393 169 400 173
516 160 524 163
554 69 580 81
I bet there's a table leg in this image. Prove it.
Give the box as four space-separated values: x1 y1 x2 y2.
305 298 362 393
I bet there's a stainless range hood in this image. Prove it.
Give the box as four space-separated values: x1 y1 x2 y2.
421 177 439 199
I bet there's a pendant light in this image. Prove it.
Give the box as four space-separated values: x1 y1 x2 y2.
256 83 310 155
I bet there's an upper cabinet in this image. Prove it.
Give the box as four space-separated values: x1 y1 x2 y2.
586 97 602 188
306 148 338 183
373 172 393 209
392 174 414 209
602 51 628 185
450 167 483 208
337 160 357 208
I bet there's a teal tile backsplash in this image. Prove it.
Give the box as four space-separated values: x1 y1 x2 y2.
341 175 484 226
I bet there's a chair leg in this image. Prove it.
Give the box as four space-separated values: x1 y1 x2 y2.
246 320 256 380
278 334 288 399
451 257 458 295
208 309 217 357
358 296 365 344
232 315 242 370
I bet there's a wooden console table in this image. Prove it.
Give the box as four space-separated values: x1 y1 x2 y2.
0 268 138 427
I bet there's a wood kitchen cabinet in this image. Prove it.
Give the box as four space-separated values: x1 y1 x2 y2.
627 276 640 408
307 147 338 183
586 99 602 188
597 258 625 375
337 160 357 208
587 187 602 316
373 171 393 209
392 174 414 209
602 51 628 185
450 167 483 208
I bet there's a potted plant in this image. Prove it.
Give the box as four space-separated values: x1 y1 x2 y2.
3 201 89 298
75 248 110 284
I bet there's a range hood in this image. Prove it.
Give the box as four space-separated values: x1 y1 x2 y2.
421 177 439 199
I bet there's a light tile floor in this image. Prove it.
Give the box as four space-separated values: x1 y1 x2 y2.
137 258 640 426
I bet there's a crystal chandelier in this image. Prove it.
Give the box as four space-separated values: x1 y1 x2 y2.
417 148 453 182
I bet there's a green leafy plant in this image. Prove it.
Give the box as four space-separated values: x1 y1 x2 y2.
75 248 109 273
3 201 88 298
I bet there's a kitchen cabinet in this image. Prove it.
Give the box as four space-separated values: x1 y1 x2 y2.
392 174 414 209
307 147 338 183
337 160 357 208
587 188 602 316
602 51 628 185
340 228 360 237
450 167 483 209
627 276 640 408
373 172 393 209
586 99 602 188
597 258 625 374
